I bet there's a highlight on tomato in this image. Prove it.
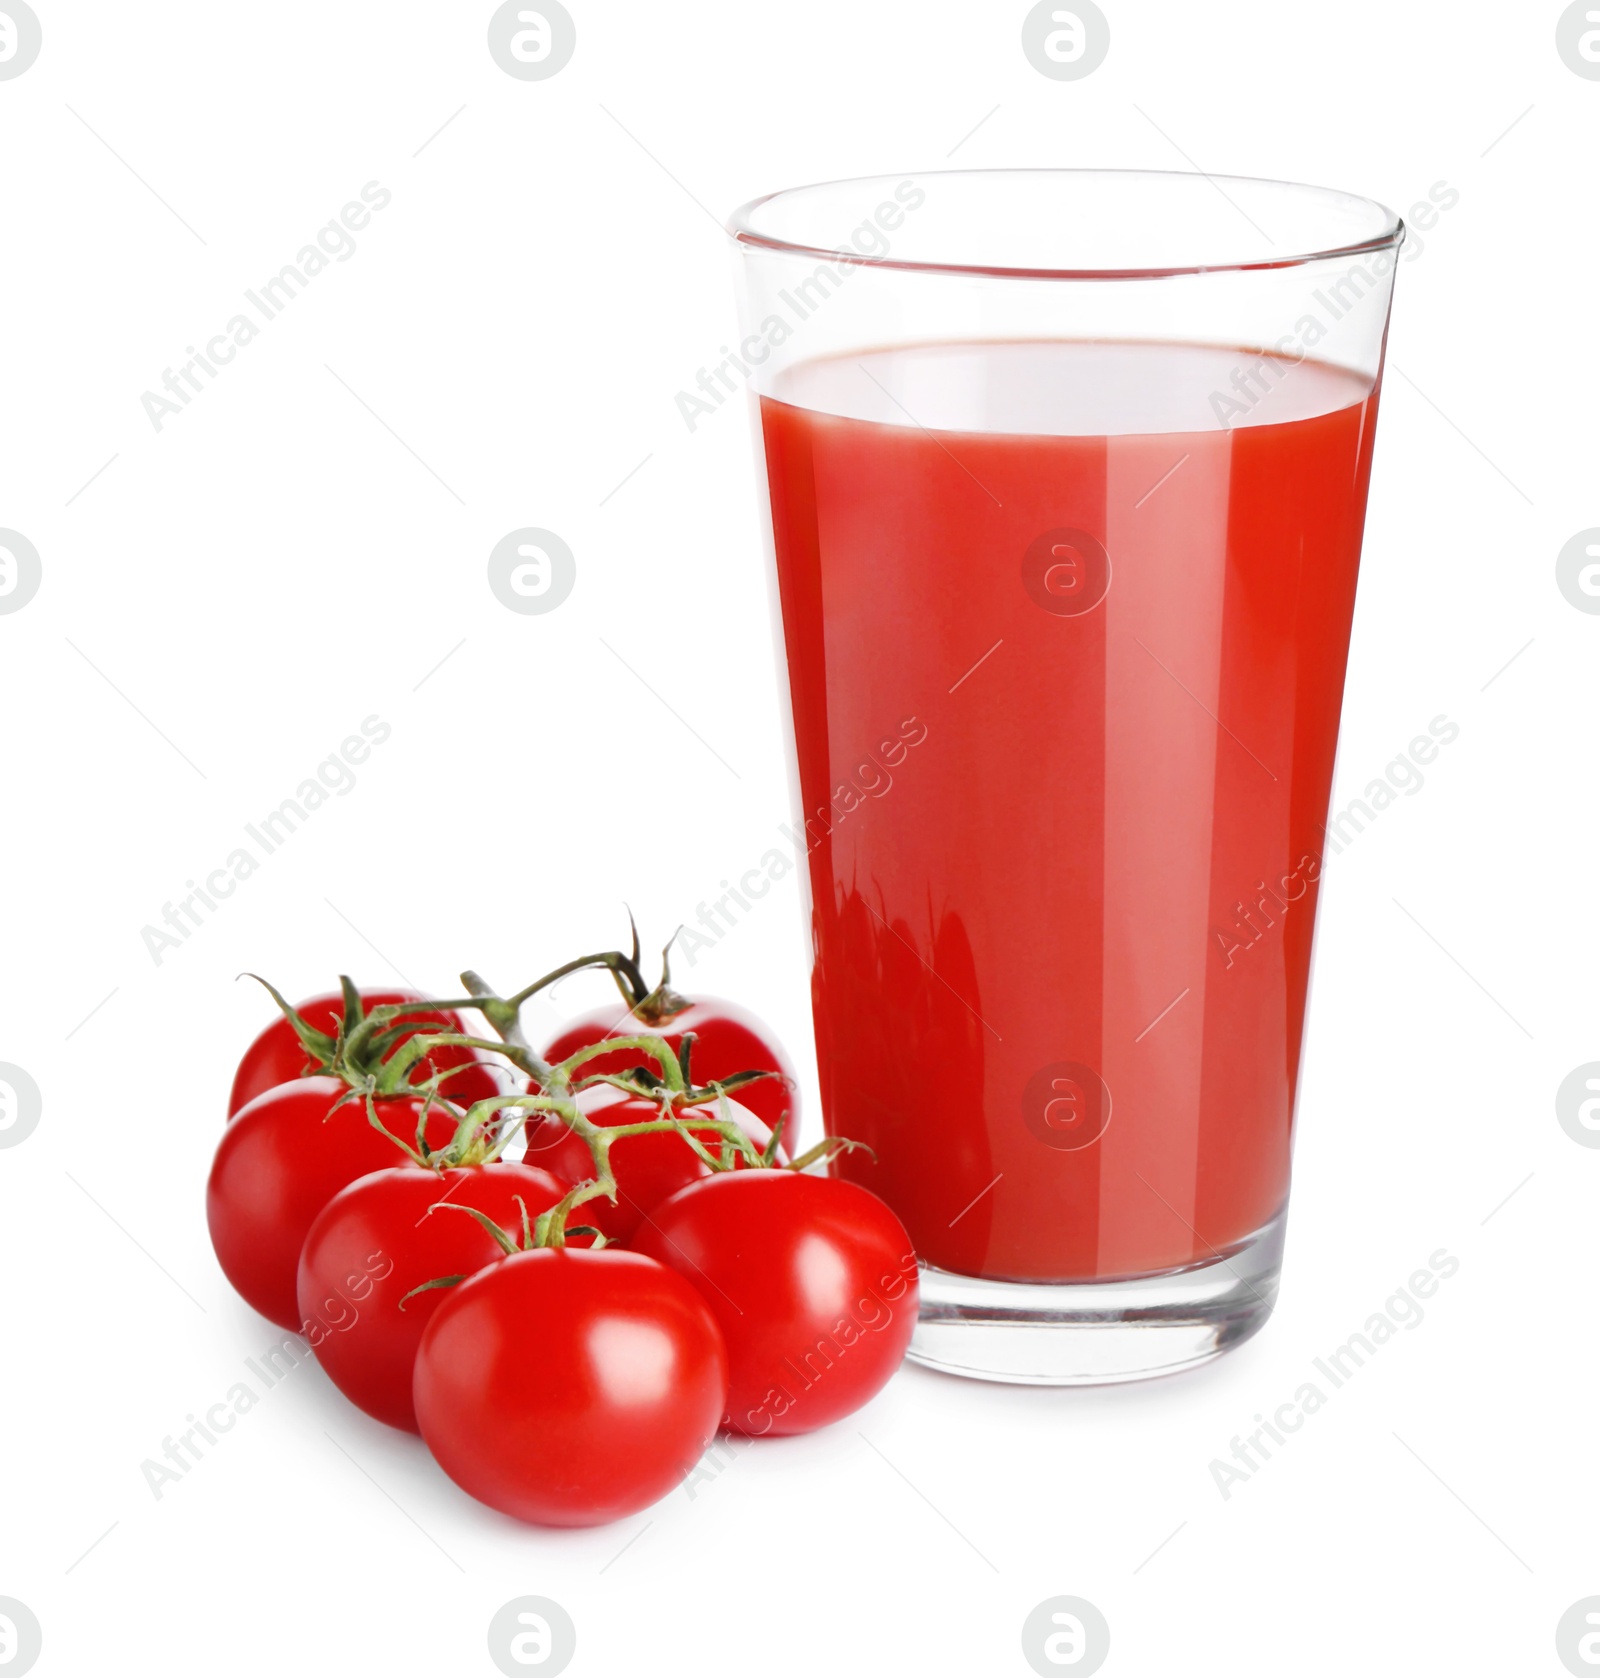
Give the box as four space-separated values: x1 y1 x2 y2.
633 1170 918 1436
413 1247 728 1527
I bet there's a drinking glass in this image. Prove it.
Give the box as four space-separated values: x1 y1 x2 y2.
728 170 1402 1383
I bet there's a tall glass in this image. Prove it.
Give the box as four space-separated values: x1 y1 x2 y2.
729 171 1402 1383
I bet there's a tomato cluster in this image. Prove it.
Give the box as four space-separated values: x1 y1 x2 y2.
205 954 919 1527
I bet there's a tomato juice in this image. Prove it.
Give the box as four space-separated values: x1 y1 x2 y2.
759 340 1379 1284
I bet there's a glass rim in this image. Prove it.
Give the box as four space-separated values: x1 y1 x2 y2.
727 167 1406 282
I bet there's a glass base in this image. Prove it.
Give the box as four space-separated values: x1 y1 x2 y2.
908 1211 1286 1386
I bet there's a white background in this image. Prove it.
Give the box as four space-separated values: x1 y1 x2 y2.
0 2 1594 1674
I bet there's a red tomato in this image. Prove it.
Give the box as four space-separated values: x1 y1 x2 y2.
297 1161 570 1432
228 988 502 1117
414 1247 727 1526
207 1077 459 1330
521 1084 780 1244
632 1171 918 1437
541 996 796 1141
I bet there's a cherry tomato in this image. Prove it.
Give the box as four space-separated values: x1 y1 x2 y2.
521 1084 780 1244
297 1161 570 1432
541 996 796 1141
207 1077 459 1330
228 988 502 1117
413 1247 727 1526
632 1170 918 1436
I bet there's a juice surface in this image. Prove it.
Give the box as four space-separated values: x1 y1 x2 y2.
759 340 1379 1283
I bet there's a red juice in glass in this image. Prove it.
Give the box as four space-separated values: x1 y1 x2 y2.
762 338 1375 1279
732 173 1401 1382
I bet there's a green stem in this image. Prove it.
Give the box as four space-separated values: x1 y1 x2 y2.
530 1106 764 1249
505 949 648 1013
460 970 555 1086
340 967 763 1247
554 1033 688 1093
373 1030 522 1096
341 944 648 1081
